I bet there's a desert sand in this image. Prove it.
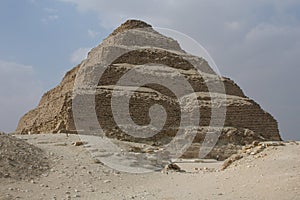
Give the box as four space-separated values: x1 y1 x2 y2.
0 134 299 200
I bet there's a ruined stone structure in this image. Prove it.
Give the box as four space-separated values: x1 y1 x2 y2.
16 20 281 160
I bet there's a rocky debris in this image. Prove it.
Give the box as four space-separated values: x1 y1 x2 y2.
221 141 286 170
1 134 298 199
286 140 299 145
16 19 282 161
162 163 184 173
182 126 275 160
260 141 285 147
165 163 181 171
0 134 49 180
221 154 244 170
93 158 104 164
103 180 111 184
72 141 85 146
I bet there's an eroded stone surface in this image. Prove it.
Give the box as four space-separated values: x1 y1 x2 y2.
16 20 281 160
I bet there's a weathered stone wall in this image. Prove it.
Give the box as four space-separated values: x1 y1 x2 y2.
15 20 281 160
16 66 79 134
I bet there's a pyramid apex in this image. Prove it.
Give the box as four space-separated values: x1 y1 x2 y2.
111 19 152 36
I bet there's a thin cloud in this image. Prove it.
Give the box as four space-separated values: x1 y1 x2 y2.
0 60 43 133
70 47 91 64
41 15 59 23
88 29 100 38
44 8 59 13
224 21 242 31
42 7 59 23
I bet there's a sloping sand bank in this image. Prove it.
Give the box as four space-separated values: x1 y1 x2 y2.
0 134 299 200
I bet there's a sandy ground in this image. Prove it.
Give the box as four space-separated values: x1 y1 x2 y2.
0 134 299 200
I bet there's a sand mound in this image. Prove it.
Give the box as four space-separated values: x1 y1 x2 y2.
0 134 299 200
221 141 286 170
0 134 49 180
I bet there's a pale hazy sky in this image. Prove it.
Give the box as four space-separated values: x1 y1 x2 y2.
0 0 299 140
